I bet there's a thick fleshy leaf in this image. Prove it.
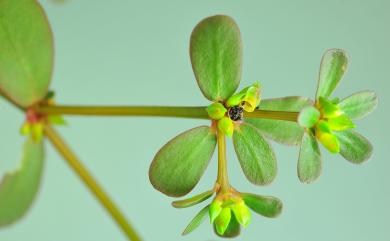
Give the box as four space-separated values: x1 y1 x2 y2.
334 130 373 164
0 0 54 107
298 132 322 183
339 91 378 119
298 106 320 128
233 123 277 185
190 15 242 101
315 49 348 99
182 205 209 235
214 212 240 238
0 138 44 226
172 190 214 208
242 193 283 218
149 126 217 197
246 96 312 146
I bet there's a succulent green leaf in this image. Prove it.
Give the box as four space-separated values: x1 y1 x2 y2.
0 137 44 226
0 0 54 107
172 190 214 209
334 130 373 164
149 126 217 197
246 96 312 146
315 49 348 99
182 205 210 235
298 132 322 183
242 193 283 218
298 106 320 128
214 212 241 238
339 91 378 119
233 123 277 185
190 15 242 101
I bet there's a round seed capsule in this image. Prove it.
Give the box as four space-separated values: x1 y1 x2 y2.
228 106 244 121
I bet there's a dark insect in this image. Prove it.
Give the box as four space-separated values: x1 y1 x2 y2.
228 106 244 121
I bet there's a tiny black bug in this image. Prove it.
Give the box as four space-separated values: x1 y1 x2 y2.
228 106 244 121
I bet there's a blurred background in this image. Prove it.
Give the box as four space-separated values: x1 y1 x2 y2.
0 0 389 240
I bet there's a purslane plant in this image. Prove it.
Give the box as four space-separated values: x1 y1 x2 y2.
0 1 377 240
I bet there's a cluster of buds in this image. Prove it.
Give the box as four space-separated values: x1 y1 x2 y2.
299 96 356 153
206 83 261 137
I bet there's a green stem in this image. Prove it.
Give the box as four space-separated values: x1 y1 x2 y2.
245 109 299 122
216 129 230 192
36 104 300 122
44 125 143 241
37 105 209 119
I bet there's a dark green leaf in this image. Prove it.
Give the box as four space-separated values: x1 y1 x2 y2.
242 193 282 218
149 126 217 197
246 96 312 146
339 91 378 119
298 132 322 183
233 123 277 185
0 0 54 107
298 106 320 128
315 49 348 99
190 15 242 101
213 211 241 238
334 130 373 164
182 205 210 235
0 138 44 226
172 190 214 208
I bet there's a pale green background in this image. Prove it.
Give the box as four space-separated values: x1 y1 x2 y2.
0 0 389 240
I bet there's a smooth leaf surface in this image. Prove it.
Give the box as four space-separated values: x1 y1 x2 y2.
334 130 373 164
0 138 44 226
233 123 277 185
298 106 320 128
190 15 242 101
315 49 348 99
246 96 312 145
214 212 240 238
149 126 217 197
172 190 213 208
339 91 378 119
298 132 322 183
242 193 282 218
0 0 54 107
182 205 209 235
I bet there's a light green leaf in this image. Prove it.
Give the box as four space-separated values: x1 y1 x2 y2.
0 0 54 107
334 130 373 164
190 15 242 101
0 138 44 226
246 96 312 146
298 132 322 183
298 106 320 128
172 190 213 208
339 91 378 119
315 49 348 99
182 205 210 235
242 193 283 218
233 123 277 185
214 212 241 238
149 126 217 197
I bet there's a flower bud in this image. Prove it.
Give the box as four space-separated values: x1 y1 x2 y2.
242 83 261 112
218 117 234 137
206 103 227 120
318 96 343 118
214 207 232 235
232 201 251 227
209 200 222 224
327 114 355 131
315 121 340 153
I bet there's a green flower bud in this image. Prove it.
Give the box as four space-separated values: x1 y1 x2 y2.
226 91 246 107
318 96 343 118
209 200 222 224
242 83 261 112
327 114 355 131
218 117 234 137
232 201 251 227
214 207 232 235
206 103 227 120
